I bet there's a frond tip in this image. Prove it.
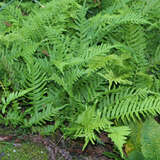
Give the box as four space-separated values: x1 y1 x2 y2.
107 126 131 157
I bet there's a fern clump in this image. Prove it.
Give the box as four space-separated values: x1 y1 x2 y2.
0 0 160 158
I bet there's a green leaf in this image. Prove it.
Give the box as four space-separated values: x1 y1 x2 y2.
127 150 144 160
141 118 160 160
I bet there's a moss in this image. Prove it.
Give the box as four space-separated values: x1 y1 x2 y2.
0 142 48 160
0 127 48 160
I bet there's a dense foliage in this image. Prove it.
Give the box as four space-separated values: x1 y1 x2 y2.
0 0 160 159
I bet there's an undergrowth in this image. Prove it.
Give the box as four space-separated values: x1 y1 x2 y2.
0 0 160 159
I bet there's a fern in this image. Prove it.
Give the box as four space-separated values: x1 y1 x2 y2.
5 109 23 126
107 126 131 157
1 88 33 114
1 0 160 158
125 24 148 71
67 104 130 157
32 122 61 135
24 104 66 127
23 59 47 111
67 105 112 150
99 87 160 122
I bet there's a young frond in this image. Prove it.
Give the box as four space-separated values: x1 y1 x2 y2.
107 126 131 157
68 105 112 150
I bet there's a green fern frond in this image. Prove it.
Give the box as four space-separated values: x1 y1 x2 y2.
32 121 61 135
73 4 89 45
49 66 86 96
5 109 23 127
103 88 160 122
134 72 153 89
25 104 66 127
86 11 149 43
83 44 119 60
107 126 131 157
73 74 103 103
1 87 34 114
98 71 132 89
23 60 47 109
125 24 148 70
150 45 160 66
69 105 112 150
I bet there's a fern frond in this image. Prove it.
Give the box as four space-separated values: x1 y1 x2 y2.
86 11 149 43
1 88 33 114
5 109 23 127
98 71 132 89
68 105 112 150
32 121 61 135
125 24 147 70
49 66 86 96
25 104 66 127
72 71 106 104
101 88 160 122
73 4 89 45
23 60 47 110
107 126 131 157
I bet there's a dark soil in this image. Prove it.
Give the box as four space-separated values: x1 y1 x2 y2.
0 128 120 160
